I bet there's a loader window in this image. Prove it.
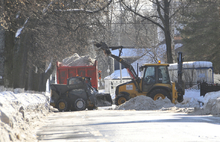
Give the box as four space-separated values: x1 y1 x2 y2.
143 66 156 84
158 66 170 84
142 66 156 92
69 78 80 85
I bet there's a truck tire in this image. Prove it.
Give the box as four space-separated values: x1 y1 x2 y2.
74 98 87 111
57 99 69 112
149 89 171 101
115 94 129 106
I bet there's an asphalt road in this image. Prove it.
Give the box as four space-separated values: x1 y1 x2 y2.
37 109 220 142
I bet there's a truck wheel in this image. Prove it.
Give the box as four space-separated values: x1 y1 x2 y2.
57 99 69 112
115 95 129 106
149 89 171 101
74 98 87 111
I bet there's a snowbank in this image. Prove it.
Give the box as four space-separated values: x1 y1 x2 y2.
115 96 174 110
0 87 51 142
194 91 220 115
115 89 220 116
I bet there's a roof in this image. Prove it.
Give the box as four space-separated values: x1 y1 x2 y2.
168 61 213 70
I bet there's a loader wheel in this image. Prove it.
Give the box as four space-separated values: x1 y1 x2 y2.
115 95 129 106
74 98 87 111
57 99 69 112
149 89 171 101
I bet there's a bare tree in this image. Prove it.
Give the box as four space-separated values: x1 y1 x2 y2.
119 0 191 63
1 0 113 91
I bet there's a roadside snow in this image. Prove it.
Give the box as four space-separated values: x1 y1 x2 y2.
115 88 220 116
0 87 52 142
115 96 174 110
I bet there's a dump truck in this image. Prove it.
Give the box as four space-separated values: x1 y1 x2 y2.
95 42 185 105
50 76 112 111
56 57 99 89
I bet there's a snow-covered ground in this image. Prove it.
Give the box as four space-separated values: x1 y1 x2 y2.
1 75 220 141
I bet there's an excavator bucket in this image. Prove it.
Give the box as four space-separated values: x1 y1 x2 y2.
95 93 113 107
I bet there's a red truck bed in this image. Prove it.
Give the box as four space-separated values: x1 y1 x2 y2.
56 60 98 89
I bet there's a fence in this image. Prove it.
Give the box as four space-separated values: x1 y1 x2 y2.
104 78 131 99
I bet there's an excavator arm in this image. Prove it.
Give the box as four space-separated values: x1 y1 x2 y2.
95 42 141 92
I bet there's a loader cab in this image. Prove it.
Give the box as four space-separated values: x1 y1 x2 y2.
140 64 171 92
67 77 90 89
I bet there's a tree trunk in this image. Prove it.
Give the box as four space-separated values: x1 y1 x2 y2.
38 63 54 92
165 31 173 63
164 0 173 63
27 65 34 90
12 32 30 88
4 30 15 87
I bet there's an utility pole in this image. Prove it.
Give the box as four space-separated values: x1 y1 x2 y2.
119 1 123 83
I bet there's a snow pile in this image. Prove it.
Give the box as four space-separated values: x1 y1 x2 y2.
214 74 220 84
115 95 174 110
62 53 96 66
0 88 51 142
194 92 220 115
115 89 220 115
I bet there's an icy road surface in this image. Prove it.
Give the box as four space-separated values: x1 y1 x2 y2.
37 110 220 142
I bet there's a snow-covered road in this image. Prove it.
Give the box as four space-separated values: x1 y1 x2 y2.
37 110 220 142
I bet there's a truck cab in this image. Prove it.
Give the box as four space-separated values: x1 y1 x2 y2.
140 63 171 93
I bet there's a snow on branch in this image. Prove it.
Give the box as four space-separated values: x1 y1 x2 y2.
15 17 29 38
43 1 53 14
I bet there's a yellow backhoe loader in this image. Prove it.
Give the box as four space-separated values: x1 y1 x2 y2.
95 42 185 105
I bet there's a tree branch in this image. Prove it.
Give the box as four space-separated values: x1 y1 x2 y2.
85 0 113 14
169 0 192 19
156 0 165 11
120 0 165 31
156 0 165 26
168 0 172 4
